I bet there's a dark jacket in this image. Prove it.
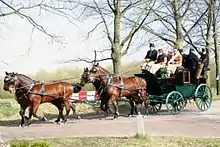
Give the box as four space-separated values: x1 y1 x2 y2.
156 53 166 64
185 52 199 70
144 50 157 61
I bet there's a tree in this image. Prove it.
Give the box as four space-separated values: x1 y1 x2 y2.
63 0 156 74
143 0 208 53
0 0 76 48
211 0 220 94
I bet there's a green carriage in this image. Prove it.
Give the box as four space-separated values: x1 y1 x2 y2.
134 68 212 114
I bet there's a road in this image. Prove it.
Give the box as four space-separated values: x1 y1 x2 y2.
0 101 220 141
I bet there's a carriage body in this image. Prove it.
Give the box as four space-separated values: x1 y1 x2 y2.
134 68 212 114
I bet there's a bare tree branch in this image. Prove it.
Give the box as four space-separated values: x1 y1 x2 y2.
93 0 113 44
86 21 103 38
183 7 209 37
60 57 112 64
0 0 64 43
107 0 115 13
121 0 156 56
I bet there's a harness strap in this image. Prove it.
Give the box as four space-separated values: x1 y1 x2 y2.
39 81 46 96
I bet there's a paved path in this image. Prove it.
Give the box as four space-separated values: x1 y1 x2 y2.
0 101 220 141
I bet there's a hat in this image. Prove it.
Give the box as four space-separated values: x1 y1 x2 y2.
149 43 155 47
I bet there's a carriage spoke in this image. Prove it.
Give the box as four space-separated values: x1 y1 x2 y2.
166 91 184 114
195 84 212 111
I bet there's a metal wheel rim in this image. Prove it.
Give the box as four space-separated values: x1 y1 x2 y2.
166 91 185 114
195 84 212 111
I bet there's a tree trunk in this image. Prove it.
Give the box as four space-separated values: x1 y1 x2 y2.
112 0 122 74
205 1 212 87
212 0 220 95
173 0 184 53
112 49 122 75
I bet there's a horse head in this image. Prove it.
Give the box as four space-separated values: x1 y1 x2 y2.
87 63 111 83
80 67 91 85
3 71 34 94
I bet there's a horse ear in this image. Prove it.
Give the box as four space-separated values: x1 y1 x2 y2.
5 71 8 75
85 67 88 71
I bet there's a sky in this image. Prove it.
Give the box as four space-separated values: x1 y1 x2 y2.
0 7 159 77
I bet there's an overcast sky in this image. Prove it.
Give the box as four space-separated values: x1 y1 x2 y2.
0 9 157 77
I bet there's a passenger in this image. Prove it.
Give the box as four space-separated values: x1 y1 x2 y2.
197 48 209 77
149 49 167 74
167 48 183 75
185 48 199 72
141 43 158 70
167 50 174 64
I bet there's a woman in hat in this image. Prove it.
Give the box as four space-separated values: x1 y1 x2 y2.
167 48 182 75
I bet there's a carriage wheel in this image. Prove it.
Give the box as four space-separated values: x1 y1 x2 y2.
148 102 162 114
195 84 212 111
166 91 185 114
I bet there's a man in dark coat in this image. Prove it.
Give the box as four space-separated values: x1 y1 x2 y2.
141 43 158 70
185 48 199 71
199 48 209 70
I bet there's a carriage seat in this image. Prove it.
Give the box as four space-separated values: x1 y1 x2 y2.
175 67 191 84
155 67 167 78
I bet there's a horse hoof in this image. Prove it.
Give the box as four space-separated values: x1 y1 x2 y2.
54 120 60 124
42 117 47 121
62 119 67 124
76 116 81 120
19 124 26 127
24 116 29 120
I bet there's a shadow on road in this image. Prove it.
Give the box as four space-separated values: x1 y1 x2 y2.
0 104 196 127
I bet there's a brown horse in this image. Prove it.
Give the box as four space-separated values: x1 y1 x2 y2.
3 72 82 126
80 63 148 119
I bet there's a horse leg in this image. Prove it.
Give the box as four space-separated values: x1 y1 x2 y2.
63 100 71 123
135 102 142 115
112 100 119 120
30 100 47 125
108 97 119 120
19 106 28 127
100 99 108 119
144 100 149 116
27 105 33 126
128 100 135 117
69 102 80 120
52 100 64 124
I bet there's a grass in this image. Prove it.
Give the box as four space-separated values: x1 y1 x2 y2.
0 99 19 119
7 136 220 147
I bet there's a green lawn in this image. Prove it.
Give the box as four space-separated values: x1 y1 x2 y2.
7 136 220 147
0 99 19 119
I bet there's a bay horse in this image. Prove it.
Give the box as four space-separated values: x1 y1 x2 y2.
80 63 148 119
3 72 82 126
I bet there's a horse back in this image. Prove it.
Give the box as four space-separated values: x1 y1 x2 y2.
111 76 146 90
31 82 73 96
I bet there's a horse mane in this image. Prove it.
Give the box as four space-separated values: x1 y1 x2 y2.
97 65 111 74
14 73 34 84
